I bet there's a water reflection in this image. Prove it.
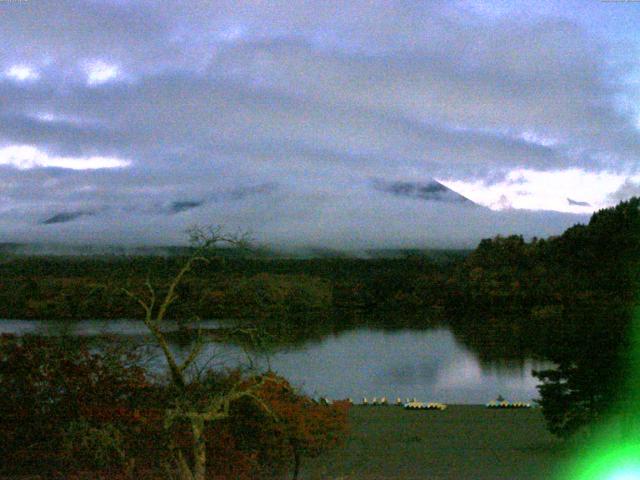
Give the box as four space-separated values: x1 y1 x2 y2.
0 319 222 337
0 320 550 404
255 329 548 404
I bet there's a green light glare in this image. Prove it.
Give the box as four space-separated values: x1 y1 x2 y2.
610 469 640 480
561 305 640 480
565 442 640 480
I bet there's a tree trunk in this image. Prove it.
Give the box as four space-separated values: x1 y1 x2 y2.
192 417 207 480
175 448 195 480
292 445 301 480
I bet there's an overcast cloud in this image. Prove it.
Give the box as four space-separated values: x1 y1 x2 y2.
1 0 639 249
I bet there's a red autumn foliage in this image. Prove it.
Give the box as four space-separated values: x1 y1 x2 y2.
257 374 351 456
219 373 351 479
0 336 350 479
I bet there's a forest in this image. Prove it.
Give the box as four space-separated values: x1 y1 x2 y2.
1 198 639 478
1 198 638 361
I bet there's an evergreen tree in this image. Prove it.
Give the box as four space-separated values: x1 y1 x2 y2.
534 198 640 437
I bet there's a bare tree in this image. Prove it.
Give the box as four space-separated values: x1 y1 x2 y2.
124 226 280 480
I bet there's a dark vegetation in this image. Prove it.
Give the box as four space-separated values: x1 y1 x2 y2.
0 252 461 321
0 227 353 479
0 334 350 479
1 197 639 476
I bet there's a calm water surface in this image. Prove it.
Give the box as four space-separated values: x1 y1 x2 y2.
0 320 549 404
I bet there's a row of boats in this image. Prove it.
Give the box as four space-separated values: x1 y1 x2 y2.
318 397 532 409
485 401 532 409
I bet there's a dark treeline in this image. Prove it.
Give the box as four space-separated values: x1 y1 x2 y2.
0 253 462 321
1 198 638 367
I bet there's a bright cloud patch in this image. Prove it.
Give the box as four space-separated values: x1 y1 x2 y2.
518 131 559 148
217 25 247 42
0 145 130 170
437 169 640 213
4 65 39 82
84 60 121 85
34 112 84 124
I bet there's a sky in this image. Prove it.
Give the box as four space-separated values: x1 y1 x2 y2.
1 0 640 249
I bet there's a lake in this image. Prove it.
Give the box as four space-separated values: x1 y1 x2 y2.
0 319 549 404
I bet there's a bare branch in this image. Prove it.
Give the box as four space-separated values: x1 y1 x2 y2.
122 288 151 317
176 449 194 480
143 318 185 389
156 255 208 323
126 224 266 479
145 277 156 315
243 392 279 421
179 332 205 374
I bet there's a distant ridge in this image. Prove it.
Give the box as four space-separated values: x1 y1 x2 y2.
41 211 93 225
0 242 471 260
372 179 481 206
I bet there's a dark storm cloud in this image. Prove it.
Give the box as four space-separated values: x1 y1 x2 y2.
0 0 637 247
0 113 128 156
0 72 569 178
